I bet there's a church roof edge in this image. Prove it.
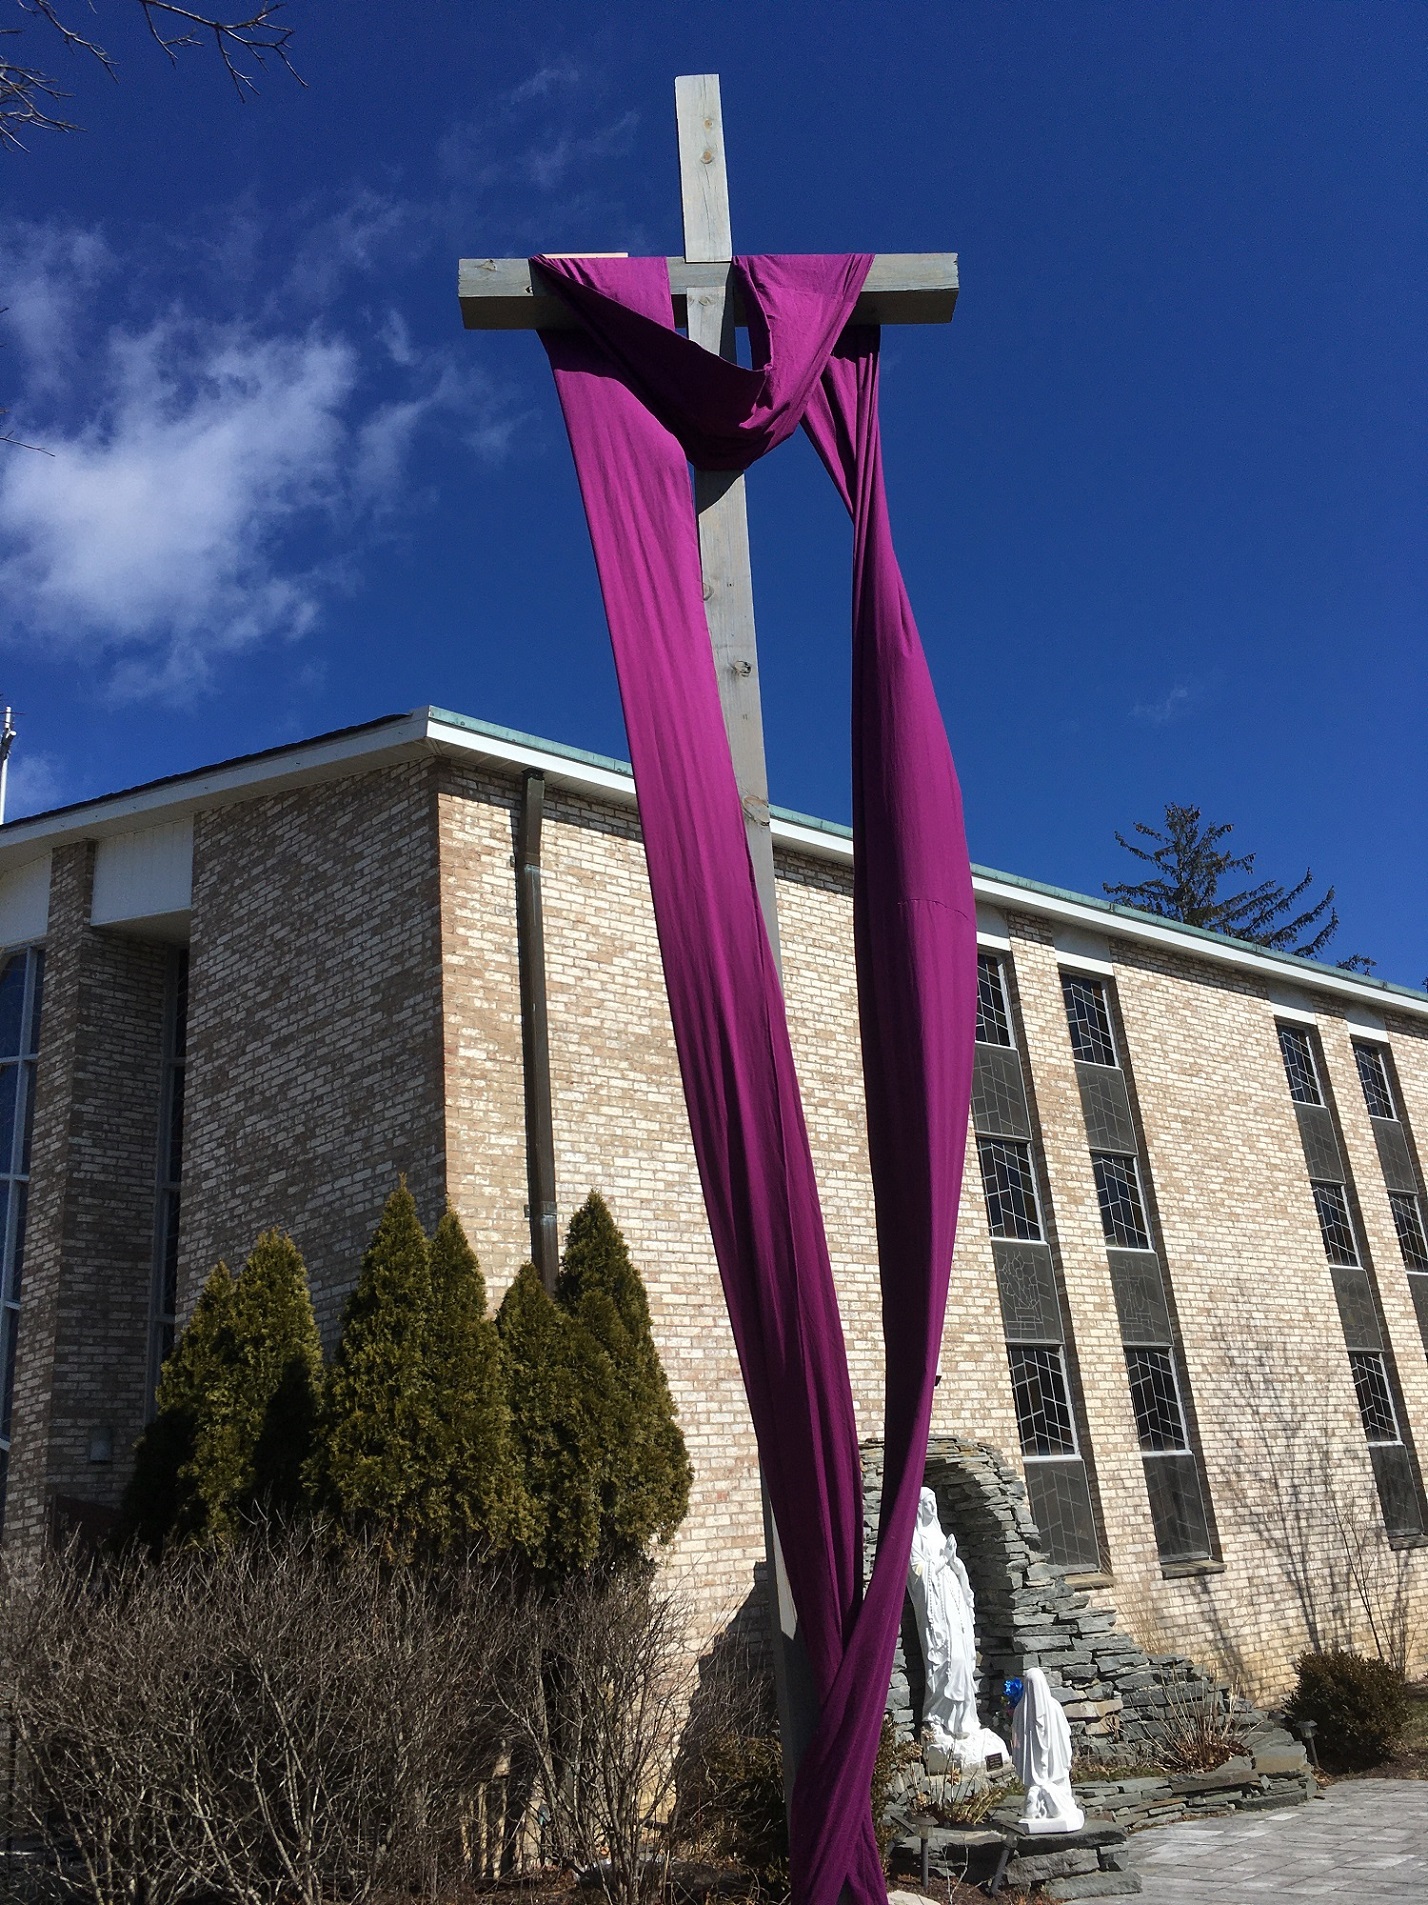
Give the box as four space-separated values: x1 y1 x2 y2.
1 703 1421 1017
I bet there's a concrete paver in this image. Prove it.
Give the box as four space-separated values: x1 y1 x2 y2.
1126 1781 1428 1903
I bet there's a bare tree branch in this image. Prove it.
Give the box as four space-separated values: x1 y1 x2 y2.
1 1 303 150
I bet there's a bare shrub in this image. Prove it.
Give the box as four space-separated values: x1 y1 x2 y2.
1147 1678 1258 1775
499 1568 700 1905
0 1526 519 1905
670 1627 785 1888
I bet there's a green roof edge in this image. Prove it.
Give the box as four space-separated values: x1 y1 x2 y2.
428 708 1427 1008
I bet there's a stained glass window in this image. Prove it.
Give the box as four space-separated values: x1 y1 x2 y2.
1278 1025 1322 1106
1062 974 1117 1067
978 1137 1042 1241
976 954 1012 1047
1353 1043 1396 1121
1388 1191 1428 1272
1125 1346 1190 1452
1312 1181 1359 1267
1093 1152 1151 1250
1007 1345 1078 1457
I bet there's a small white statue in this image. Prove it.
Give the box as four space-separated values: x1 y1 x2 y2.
1011 1668 1085 1835
906 1487 1010 1768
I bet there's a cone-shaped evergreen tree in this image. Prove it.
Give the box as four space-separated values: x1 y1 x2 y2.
555 1191 692 1565
496 1263 618 1576
116 1260 239 1552
312 1181 444 1554
427 1206 529 1552
221 1228 324 1528
115 1232 322 1551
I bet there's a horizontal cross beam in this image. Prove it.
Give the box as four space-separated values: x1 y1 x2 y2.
458 252 958 330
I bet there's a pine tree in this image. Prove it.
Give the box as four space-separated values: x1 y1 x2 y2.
427 1206 529 1553
312 1181 443 1555
556 1191 692 1565
117 1260 239 1552
496 1263 616 1577
115 1231 322 1551
1105 802 1374 971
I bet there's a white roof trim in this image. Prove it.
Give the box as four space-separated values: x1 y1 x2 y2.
1 706 1423 1025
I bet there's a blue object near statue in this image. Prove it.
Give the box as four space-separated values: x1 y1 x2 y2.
1005 1677 1025 1708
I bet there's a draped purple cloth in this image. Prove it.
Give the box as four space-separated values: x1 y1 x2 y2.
536 254 976 1905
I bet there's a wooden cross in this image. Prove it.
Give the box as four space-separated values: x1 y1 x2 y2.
458 72 958 1790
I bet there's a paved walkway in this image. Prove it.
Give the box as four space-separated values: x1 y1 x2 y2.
1127 1780 1428 1902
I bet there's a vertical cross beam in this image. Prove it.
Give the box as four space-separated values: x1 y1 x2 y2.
673 75 780 952
674 71 820 1801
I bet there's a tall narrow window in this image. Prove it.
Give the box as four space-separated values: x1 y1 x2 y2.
1092 1153 1152 1251
1354 1044 1397 1121
978 1137 1042 1241
1275 1018 1425 1537
1007 1345 1078 1455
1388 1191 1428 1272
1311 1181 1360 1266
0 948 44 1531
976 953 1013 1047
1350 1038 1428 1365
1278 1025 1323 1106
1062 975 1117 1067
974 953 1102 1571
148 949 188 1405
1062 970 1214 1565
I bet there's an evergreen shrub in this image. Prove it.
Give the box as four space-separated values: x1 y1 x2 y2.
312 1181 442 1554
1286 1649 1407 1771
556 1190 692 1565
118 1230 323 1551
496 1262 613 1576
427 1206 529 1553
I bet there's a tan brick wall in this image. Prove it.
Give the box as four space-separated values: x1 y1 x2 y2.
1010 926 1428 1694
13 751 1428 1699
182 761 447 1345
5 842 170 1549
437 767 1428 1687
438 767 1025 1645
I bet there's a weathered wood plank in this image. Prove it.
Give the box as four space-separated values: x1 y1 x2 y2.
458 251 958 329
675 73 732 263
674 71 821 1813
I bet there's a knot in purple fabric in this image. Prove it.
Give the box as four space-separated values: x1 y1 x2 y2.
535 254 977 1905
534 253 871 469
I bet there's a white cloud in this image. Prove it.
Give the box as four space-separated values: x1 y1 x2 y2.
1 223 112 397
0 319 356 697
1131 682 1193 725
508 59 581 106
2 748 67 820
0 214 522 701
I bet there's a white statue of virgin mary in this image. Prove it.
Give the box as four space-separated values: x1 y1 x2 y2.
1011 1668 1085 1834
905 1487 1009 1767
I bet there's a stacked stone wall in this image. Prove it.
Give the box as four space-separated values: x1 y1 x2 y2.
864 1436 1262 1759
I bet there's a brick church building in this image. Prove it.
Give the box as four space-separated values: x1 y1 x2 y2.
1 704 1425 1694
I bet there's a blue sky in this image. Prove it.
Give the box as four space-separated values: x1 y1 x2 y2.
1 2 1423 980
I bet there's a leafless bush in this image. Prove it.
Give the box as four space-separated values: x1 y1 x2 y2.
0 1527 520 1905
1215 1332 1422 1681
1146 1677 1259 1775
498 1569 701 1905
669 1626 786 1885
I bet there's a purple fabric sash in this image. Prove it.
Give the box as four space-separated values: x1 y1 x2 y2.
537 254 976 1905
